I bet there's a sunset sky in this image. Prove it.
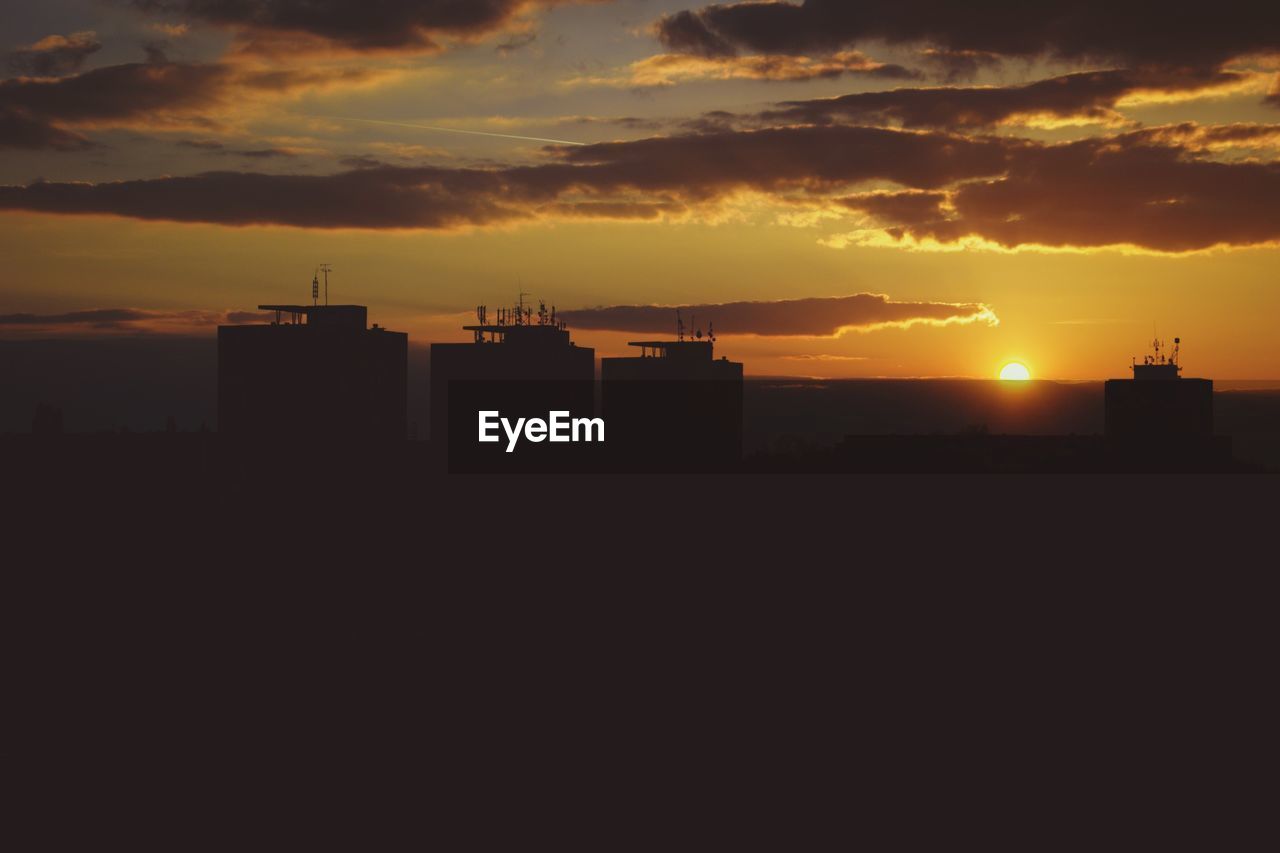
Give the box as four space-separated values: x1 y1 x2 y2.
3 1 1280 379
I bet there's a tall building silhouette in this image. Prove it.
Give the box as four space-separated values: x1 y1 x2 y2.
1105 337 1213 439
601 330 743 471
430 300 594 469
218 303 407 441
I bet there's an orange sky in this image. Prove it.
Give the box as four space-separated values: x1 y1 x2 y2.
3 1 1279 379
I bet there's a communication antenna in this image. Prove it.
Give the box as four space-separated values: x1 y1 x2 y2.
319 263 333 306
708 321 715 343
311 270 319 306
677 309 684 342
1172 336 1180 367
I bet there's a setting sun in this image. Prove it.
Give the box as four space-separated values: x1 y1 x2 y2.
999 362 1031 381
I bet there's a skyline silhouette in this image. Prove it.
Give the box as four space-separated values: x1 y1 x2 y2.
4 296 1275 474
4 2 1280 472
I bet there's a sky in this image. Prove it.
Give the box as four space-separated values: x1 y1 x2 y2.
2 0 1279 379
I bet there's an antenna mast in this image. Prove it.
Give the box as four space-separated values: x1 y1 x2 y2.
319 263 333 306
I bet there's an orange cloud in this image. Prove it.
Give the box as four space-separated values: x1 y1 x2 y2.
566 50 918 88
558 294 997 337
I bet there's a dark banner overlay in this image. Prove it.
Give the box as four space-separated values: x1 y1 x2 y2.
443 380 742 474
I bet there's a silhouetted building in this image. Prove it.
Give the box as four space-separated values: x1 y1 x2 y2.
1105 337 1213 439
430 300 594 470
601 337 743 471
218 303 407 442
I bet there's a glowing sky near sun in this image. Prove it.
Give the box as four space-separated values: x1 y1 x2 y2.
3 1 1279 379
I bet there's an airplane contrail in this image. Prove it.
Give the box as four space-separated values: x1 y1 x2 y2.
312 115 587 146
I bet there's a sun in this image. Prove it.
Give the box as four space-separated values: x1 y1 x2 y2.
999 362 1031 381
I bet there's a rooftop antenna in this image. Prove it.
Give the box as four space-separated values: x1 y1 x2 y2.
517 291 530 326
677 309 684 342
319 263 333 306
311 269 319 306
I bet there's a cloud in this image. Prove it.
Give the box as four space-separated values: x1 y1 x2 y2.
0 107 95 150
838 131 1280 252
566 50 919 87
230 147 299 158
764 68 1256 130
1124 122 1280 152
836 190 950 224
918 48 1003 82
338 154 387 169
559 294 998 336
0 60 385 150
0 308 272 334
6 31 102 77
655 1 1280 69
2 121 1278 253
554 125 1012 192
496 32 538 55
176 138 224 149
0 125 1012 226
133 0 599 55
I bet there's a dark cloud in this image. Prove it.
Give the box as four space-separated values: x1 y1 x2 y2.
176 138 224 149
554 125 1012 193
0 166 552 228
2 122 1277 252
0 61 230 150
836 191 949 225
6 32 102 77
865 132 1280 252
0 60 374 150
232 147 297 158
0 107 94 150
655 1 1280 69
0 125 1013 226
496 32 538 55
338 154 387 169
142 40 171 63
133 0 595 54
765 68 1252 130
0 62 230 123
0 309 158 326
919 48 1003 82
559 294 997 336
0 308 271 332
